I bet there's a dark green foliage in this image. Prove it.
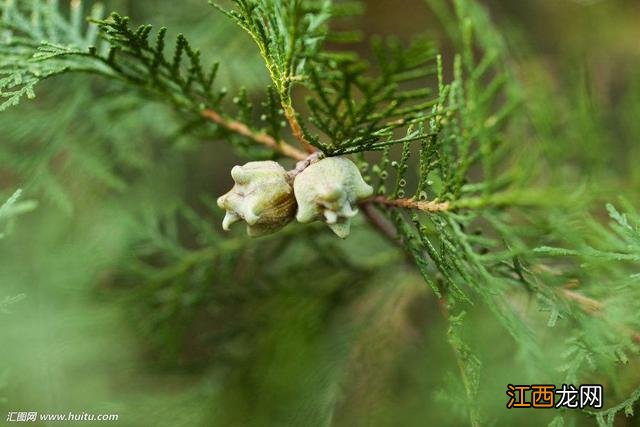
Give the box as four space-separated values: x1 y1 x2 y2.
0 1 272 157
306 37 440 154
357 6 539 419
0 1 223 112
90 13 224 113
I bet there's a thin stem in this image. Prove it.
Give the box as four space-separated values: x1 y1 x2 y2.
283 103 316 154
286 151 324 181
359 202 399 244
201 108 307 161
365 196 451 213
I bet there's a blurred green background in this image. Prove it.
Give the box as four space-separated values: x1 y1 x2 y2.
1 0 639 426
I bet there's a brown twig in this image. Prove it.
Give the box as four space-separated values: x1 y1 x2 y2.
364 195 451 213
283 104 316 154
201 109 307 161
286 151 324 181
359 202 399 245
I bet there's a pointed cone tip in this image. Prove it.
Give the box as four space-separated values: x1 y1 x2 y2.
324 210 338 224
328 221 351 239
222 212 240 230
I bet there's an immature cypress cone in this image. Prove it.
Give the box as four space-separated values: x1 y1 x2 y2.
217 161 296 237
294 156 373 238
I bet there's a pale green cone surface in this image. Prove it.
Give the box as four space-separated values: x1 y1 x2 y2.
294 156 373 238
217 161 296 237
